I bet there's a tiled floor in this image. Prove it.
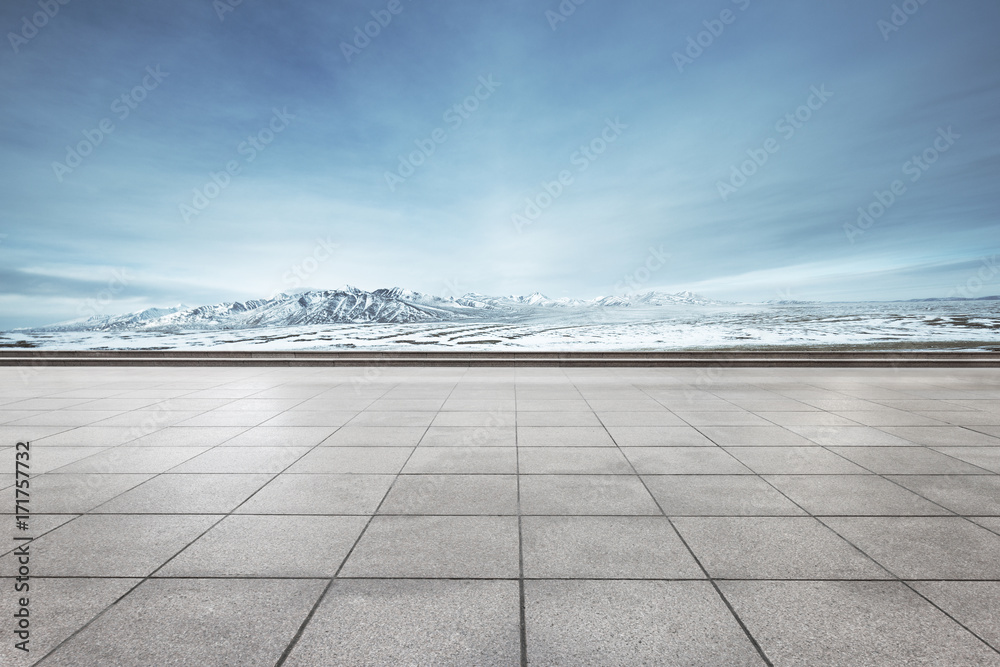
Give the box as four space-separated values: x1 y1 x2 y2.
2 365 1000 665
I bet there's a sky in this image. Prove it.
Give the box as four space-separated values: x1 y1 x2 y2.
1 0 998 328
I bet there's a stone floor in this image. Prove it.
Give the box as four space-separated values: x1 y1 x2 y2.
1 365 1000 666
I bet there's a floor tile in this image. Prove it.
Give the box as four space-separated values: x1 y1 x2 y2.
0 578 140 666
645 475 805 516
379 475 519 515
127 426 247 447
879 426 1000 446
11 411 124 427
157 515 368 577
260 411 355 427
419 426 516 447
622 447 752 474
672 517 890 579
586 399 667 412
367 398 446 412
235 474 393 514
440 399 516 412
522 516 703 578
725 447 867 474
930 446 1000 473
721 580 1000 667
2 514 220 576
519 475 661 515
675 411 773 426
93 474 273 513
832 410 947 427
321 426 427 447
789 425 918 447
0 425 74 443
909 581 1000 652
525 580 765 666
349 411 436 427
177 410 281 427
887 475 1000 515
26 473 154 513
217 425 339 446
33 426 144 447
696 426 814 446
516 411 602 426
970 516 1000 534
339 516 519 578
824 517 1000 579
432 411 516 427
597 411 687 426
755 411 859 427
516 399 588 411
168 446 309 473
286 447 412 474
828 446 988 474
42 579 325 667
401 446 517 474
2 514 78 548
19 446 114 474
55 446 210 474
517 426 615 447
970 425 1000 439
606 425 715 446
283 580 521 667
764 474 950 515
519 447 633 474
728 398 815 412
923 411 1000 426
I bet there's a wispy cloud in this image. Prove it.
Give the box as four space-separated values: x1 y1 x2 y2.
1 0 998 327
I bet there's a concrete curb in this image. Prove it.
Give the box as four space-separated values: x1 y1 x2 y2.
1 351 998 367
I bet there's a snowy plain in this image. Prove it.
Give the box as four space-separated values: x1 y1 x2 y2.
4 301 999 351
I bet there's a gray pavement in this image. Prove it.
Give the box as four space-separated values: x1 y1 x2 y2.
1 365 999 665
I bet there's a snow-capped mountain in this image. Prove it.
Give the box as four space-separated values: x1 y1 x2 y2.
41 305 189 332
593 290 718 307
31 287 724 332
454 292 588 310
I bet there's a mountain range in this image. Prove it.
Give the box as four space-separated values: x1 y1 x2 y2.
33 287 723 332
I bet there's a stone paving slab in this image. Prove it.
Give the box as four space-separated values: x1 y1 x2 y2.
720 580 1000 666
1 365 999 665
525 580 766 666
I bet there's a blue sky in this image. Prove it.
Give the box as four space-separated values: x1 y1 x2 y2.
1 0 998 328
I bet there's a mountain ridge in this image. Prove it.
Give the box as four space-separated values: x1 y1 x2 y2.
31 287 725 332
